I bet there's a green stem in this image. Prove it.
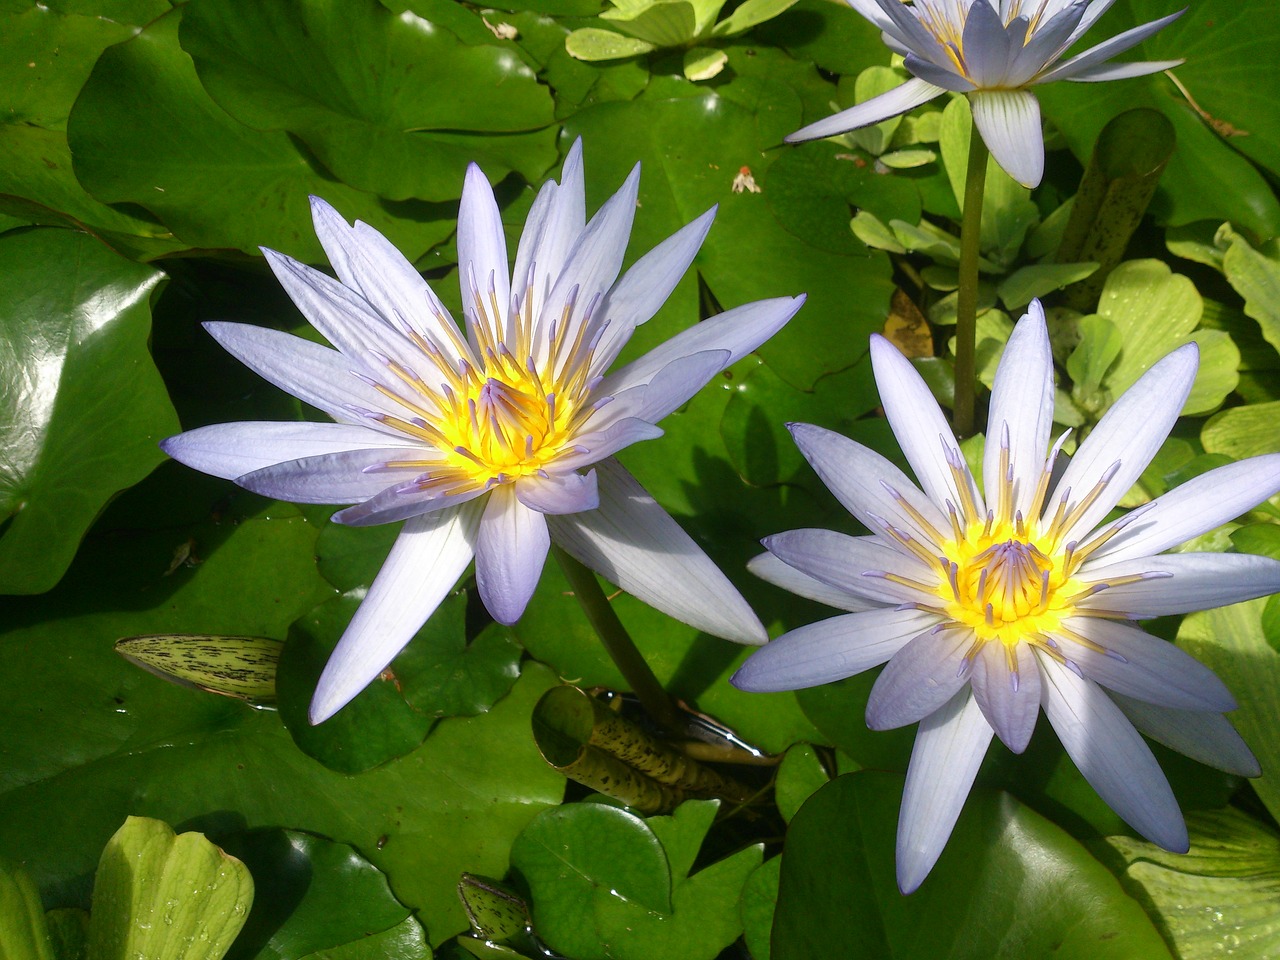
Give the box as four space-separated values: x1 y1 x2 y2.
953 122 989 439
553 546 685 736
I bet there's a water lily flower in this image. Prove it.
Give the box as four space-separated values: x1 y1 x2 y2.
734 301 1280 893
162 142 803 724
788 0 1185 186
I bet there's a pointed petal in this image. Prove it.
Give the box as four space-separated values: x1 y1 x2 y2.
457 163 511 341
592 207 716 372
1078 552 1280 618
746 551 880 613
787 422 950 551
475 486 550 625
731 607 939 691
332 480 488 527
866 625 975 729
1062 58 1183 81
903 54 976 92
959 0 1015 87
512 139 586 322
161 421 403 481
897 690 993 894
1087 454 1280 564
970 89 1044 188
551 417 664 471
1038 655 1188 852
1005 1 1087 86
1048 343 1197 545
969 639 1040 753
1111 692 1261 777
762 528 937 606
870 333 982 517
984 302 1055 519
515 469 599 515
786 78 944 143
601 296 804 398
309 501 482 723
546 459 766 644
1053 617 1237 712
236 447 428 504
202 322 397 426
623 349 730 423
1038 8 1187 83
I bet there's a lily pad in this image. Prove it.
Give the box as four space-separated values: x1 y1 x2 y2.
0 228 174 595
1202 401 1280 460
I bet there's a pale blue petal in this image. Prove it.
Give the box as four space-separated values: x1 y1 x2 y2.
1111 692 1261 777
1038 655 1189 852
984 303 1055 520
969 639 1040 753
515 469 599 516
1053 616 1236 711
866 626 975 729
457 163 511 343
512 139 586 324
475 485 550 625
332 479 489 527
236 448 428 504
1087 454 1280 564
959 0 1015 87
870 334 982 517
788 422 950 550
786 78 944 143
1005 1 1087 85
309 501 483 723
903 54 976 92
746 551 880 613
1063 58 1183 82
547 459 767 644
1047 343 1197 545
732 607 939 691
897 690 993 894
970 89 1044 188
628 349 731 423
552 418 664 470
161 421 400 481
1061 0 1120 47
1078 552 1280 618
763 528 937 606
868 0 954 64
1038 8 1186 83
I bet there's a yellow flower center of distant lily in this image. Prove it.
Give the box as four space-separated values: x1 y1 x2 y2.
361 272 602 492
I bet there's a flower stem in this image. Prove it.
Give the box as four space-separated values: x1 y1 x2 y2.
552 546 685 736
953 122 989 439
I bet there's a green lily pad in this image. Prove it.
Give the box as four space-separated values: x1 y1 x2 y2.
67 9 455 261
0 859 56 960
739 856 780 960
774 743 829 824
773 772 1174 960
1102 807 1280 960
683 46 727 80
219 829 428 960
1202 401 1280 460
0 228 174 595
565 27 656 61
1219 225 1280 359
180 0 558 202
89 816 253 960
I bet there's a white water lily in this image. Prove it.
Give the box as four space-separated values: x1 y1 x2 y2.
162 142 803 724
789 0 1185 186
734 301 1279 893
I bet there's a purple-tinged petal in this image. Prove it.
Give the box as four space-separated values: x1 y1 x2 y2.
1053 617 1236 712
870 334 982 517
309 500 483 723
1087 454 1280 565
623 349 730 424
515 469 599 516
763 528 937 606
1062 58 1182 82
236 447 430 504
551 418 664 471
903 54 977 92
1005 1 1088 86
970 89 1044 188
732 607 939 691
746 551 880 613
333 479 489 527
512 139 586 321
1038 654 1189 852
984 303 1055 520
600 296 804 398
843 0 899 35
1048 343 1197 545
547 459 766 644
788 422 950 550
1111 692 1261 778
475 486 550 625
161 421 402 481
786 78 944 143
970 640 1040 753
1077 552 1280 618
203 322 400 427
1037 8 1187 84
457 163 511 343
959 0 1015 87
1060 0 1120 47
866 625 975 729
897 690 993 894
592 207 717 372
867 0 954 65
